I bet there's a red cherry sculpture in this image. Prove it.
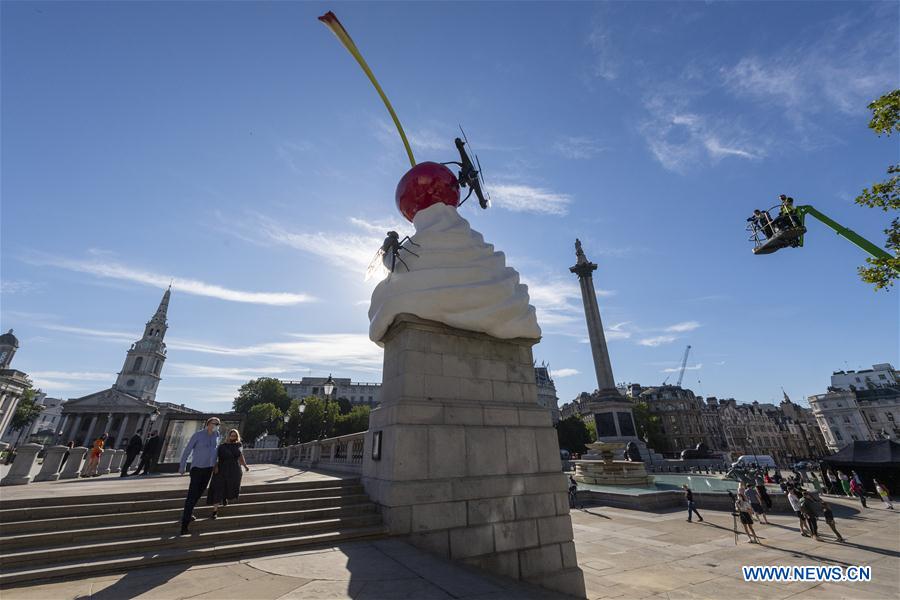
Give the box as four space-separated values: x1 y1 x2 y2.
395 161 460 222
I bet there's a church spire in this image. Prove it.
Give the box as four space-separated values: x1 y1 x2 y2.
152 285 171 324
114 288 171 402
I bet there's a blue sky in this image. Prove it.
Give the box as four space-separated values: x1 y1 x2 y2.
2 1 897 412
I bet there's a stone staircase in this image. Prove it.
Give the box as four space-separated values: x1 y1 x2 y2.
0 477 385 587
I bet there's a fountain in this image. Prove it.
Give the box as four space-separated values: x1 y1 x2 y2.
574 441 654 486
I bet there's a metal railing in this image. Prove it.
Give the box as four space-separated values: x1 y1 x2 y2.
243 431 366 475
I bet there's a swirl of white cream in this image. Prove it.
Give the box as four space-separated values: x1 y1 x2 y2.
368 203 541 344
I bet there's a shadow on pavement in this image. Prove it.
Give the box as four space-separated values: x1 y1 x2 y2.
76 563 192 600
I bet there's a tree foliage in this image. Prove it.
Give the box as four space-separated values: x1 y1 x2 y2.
584 418 598 443
857 89 900 290
10 386 43 432
632 401 665 451
555 416 592 454
333 405 370 437
233 378 291 415
243 402 283 443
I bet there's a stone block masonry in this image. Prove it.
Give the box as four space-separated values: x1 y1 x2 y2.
363 314 586 598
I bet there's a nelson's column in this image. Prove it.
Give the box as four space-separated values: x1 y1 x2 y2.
569 240 640 447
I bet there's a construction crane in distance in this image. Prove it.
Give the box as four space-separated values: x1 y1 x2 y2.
676 345 692 388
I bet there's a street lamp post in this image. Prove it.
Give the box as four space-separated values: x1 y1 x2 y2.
282 413 290 447
320 374 335 440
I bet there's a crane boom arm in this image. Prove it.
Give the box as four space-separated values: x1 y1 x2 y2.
676 345 691 388
797 205 894 264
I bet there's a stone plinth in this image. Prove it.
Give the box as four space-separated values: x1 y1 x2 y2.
0 443 42 486
34 445 68 482
58 447 87 479
362 315 586 598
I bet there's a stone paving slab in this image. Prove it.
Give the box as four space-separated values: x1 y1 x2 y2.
0 465 348 501
3 473 897 600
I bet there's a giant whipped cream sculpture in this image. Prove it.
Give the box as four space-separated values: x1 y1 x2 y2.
368 203 540 343
318 11 540 344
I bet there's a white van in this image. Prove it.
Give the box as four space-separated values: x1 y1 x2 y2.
732 455 777 469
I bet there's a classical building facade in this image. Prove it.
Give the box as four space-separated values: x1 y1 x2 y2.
59 288 200 449
830 363 898 391
281 377 381 406
0 329 30 451
535 365 560 424
626 384 712 454
1 393 64 447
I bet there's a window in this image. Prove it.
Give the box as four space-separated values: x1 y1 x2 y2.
369 396 373 401
855 377 861 383
843 416 850 423
851 434 858 441
133 357 143 371
835 430 844 441
879 374 887 380
868 413 878 422
888 413 895 422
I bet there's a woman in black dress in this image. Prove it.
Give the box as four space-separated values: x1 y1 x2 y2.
207 429 250 518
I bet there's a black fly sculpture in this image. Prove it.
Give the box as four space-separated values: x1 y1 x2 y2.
444 126 490 210
365 231 420 281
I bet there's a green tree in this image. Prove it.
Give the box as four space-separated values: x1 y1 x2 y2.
555 416 592 454
296 397 325 443
244 402 283 443
337 397 352 415
632 401 664 451
334 405 370 437
857 89 900 290
585 418 598 443
233 378 291 415
10 386 42 431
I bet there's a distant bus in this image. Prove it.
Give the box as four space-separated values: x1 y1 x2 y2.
732 455 777 469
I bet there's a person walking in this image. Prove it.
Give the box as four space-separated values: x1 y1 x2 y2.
787 487 810 537
735 493 760 543
120 429 144 477
820 499 844 542
179 418 221 535
134 430 162 476
838 471 851 496
743 484 768 524
849 477 867 508
81 434 107 477
800 491 822 541
683 484 703 522
873 479 893 510
568 474 579 509
206 429 250 518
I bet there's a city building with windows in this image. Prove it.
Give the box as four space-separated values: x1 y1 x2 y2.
809 385 900 453
281 377 381 407
1 393 64 447
830 363 898 391
535 365 560 424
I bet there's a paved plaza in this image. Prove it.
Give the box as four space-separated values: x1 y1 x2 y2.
3 467 897 600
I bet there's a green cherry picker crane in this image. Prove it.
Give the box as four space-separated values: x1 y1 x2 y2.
746 195 897 269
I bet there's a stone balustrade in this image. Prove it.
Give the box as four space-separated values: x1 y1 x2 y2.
243 432 366 475
59 447 88 479
33 445 68 482
0 443 43 486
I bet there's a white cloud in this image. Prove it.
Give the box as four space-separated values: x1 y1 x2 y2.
638 335 677 347
25 254 315 306
250 214 413 278
35 322 383 373
552 368 580 378
552 136 603 160
641 105 763 173
168 363 292 381
664 321 701 333
489 184 572 216
0 280 43 295
661 363 703 373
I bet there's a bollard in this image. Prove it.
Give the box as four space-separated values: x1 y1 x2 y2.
97 448 116 475
0 443 43 486
58 447 88 479
34 445 69 482
109 449 125 472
